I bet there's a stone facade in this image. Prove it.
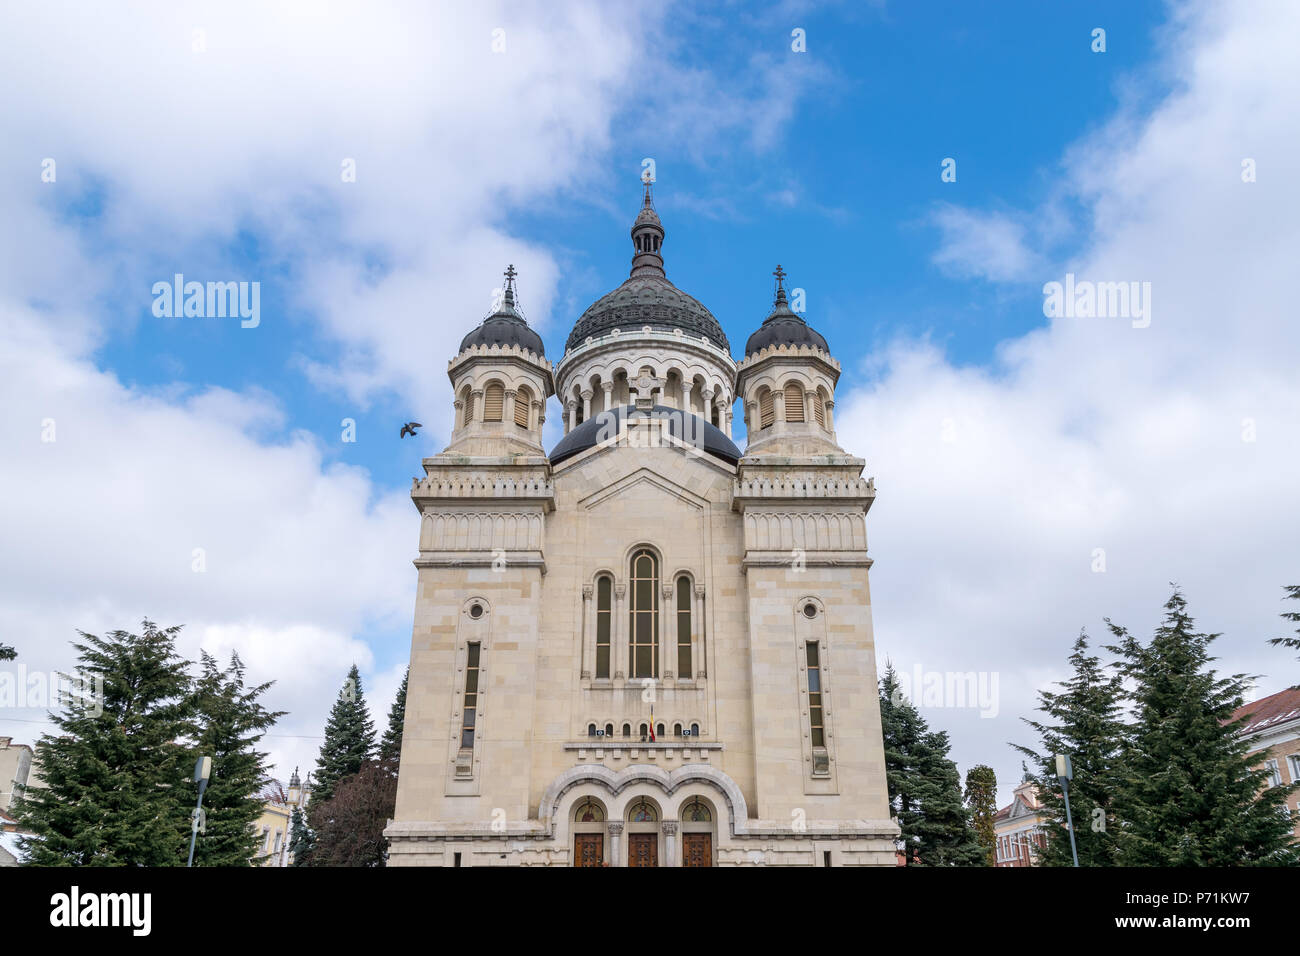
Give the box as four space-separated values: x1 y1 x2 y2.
385 188 898 866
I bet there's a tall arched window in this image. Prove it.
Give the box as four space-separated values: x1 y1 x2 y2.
676 575 692 677
814 388 826 427
629 548 659 679
595 575 612 679
759 389 775 429
459 385 473 428
514 385 532 428
483 382 504 422
784 382 805 422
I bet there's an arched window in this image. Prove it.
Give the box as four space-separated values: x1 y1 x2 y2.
674 723 682 737
656 722 665 740
514 385 532 428
587 723 597 737
784 382 805 422
814 388 827 427
759 389 775 429
676 575 692 677
604 723 614 738
690 722 700 737
629 548 659 679
595 575 612 679
622 723 631 738
639 722 649 741
628 798 658 823
574 798 604 823
483 382 504 422
458 386 473 428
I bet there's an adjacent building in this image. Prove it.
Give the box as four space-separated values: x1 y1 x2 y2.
1230 686 1300 842
385 183 898 866
993 776 1048 867
253 768 312 867
0 737 36 814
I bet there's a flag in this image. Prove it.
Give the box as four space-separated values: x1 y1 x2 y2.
649 706 656 742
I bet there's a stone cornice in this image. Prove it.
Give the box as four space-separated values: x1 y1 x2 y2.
736 342 840 387
733 475 875 502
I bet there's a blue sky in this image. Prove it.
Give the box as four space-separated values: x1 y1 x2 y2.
3 0 1297 807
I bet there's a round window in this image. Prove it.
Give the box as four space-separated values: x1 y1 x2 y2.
803 602 818 619
469 603 484 619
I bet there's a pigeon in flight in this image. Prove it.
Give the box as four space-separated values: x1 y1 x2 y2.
399 422 422 439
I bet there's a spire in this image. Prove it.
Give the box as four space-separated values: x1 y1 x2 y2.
763 264 800 323
630 174 666 279
502 263 518 310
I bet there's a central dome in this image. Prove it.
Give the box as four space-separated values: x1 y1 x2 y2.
564 183 730 355
565 275 729 353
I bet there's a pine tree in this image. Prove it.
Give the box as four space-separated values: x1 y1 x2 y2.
289 804 314 866
964 764 998 866
378 666 408 767
1267 584 1300 684
13 621 194 866
189 651 286 866
311 664 376 805
1012 631 1126 866
880 664 984 866
1105 589 1300 865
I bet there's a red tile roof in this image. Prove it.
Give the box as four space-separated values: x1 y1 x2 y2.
1230 687 1300 735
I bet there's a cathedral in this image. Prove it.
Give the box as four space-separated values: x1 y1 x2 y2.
385 184 898 866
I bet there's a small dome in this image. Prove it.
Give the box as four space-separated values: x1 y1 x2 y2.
458 265 545 357
549 405 741 466
743 266 828 358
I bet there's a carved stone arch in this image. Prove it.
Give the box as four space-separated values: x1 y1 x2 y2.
538 764 751 837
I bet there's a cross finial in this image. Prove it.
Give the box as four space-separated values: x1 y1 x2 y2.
773 264 788 304
502 264 518 308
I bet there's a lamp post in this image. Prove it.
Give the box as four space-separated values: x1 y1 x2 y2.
187 755 212 868
1055 753 1079 867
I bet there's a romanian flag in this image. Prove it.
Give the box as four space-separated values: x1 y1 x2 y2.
649 706 656 742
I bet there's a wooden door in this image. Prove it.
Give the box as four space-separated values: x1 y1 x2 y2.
682 832 712 867
627 832 658 867
574 833 603 867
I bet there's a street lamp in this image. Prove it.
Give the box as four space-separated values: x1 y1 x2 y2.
1055 753 1079 867
187 755 212 868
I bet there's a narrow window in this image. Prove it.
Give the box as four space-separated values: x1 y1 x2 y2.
813 391 826 427
656 722 665 740
514 386 531 428
588 723 597 737
674 723 682 737
461 642 481 749
483 383 504 422
823 850 832 867
784 383 805 422
759 390 774 429
595 576 612 679
459 386 473 427
691 722 699 737
639 723 648 741
622 723 631 737
629 548 659 679
604 723 614 738
807 642 824 747
676 575 692 677
453 852 462 867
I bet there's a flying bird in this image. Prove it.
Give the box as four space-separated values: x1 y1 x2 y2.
399 422 422 439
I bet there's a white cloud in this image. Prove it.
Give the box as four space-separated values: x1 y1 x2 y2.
930 204 1043 283
839 0 1300 805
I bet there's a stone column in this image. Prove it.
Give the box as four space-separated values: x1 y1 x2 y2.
773 388 787 432
614 582 627 680
471 389 484 424
662 821 679 868
608 822 624 867
581 584 594 679
534 399 544 430
805 388 816 427
825 399 835 431
566 399 577 433
602 381 614 414
504 388 518 428
723 402 733 439
701 386 715 427
453 398 464 431
662 582 675 680
746 399 758 433
681 378 691 413
581 388 593 421
694 584 706 678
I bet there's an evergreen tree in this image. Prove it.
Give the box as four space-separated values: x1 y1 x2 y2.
1105 589 1300 865
378 666 408 767
189 651 286 866
879 664 984 866
1012 631 1126 866
308 761 397 867
963 764 998 866
1267 584 1300 684
311 664 376 805
13 621 193 866
289 803 314 866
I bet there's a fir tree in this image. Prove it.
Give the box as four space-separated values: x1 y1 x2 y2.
1267 584 1300 684
13 621 193 866
1105 589 1300 865
378 666 408 767
311 664 376 805
1012 631 1126 866
289 803 314 866
189 651 286 866
879 664 984 866
963 764 998 866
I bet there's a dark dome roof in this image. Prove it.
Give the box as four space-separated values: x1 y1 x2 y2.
458 267 545 357
565 275 729 353
743 278 828 357
549 405 741 466
564 184 730 355
459 312 545 356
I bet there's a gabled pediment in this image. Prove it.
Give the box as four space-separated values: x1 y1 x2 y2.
579 466 709 512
